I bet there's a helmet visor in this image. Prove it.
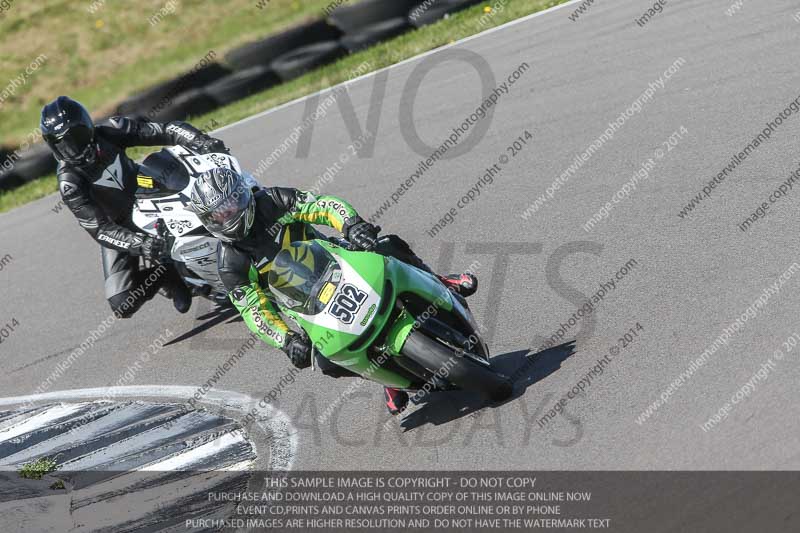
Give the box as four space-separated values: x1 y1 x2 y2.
48 125 94 161
198 186 253 240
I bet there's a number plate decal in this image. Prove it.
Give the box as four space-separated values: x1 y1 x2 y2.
327 283 367 324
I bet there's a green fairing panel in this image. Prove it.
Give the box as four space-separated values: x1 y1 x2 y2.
290 241 387 356
384 257 455 314
274 241 458 390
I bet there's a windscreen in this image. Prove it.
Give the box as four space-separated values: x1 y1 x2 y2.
268 241 340 314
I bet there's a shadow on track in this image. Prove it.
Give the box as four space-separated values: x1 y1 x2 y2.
165 302 242 346
398 341 576 431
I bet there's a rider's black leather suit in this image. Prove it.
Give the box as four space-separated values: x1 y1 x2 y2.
56 117 210 317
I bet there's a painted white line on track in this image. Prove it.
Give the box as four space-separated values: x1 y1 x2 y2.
213 0 583 135
0 385 298 471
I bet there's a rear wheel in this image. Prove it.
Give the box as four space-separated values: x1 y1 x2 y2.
401 331 513 402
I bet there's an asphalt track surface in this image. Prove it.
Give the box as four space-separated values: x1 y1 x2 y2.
2 0 800 476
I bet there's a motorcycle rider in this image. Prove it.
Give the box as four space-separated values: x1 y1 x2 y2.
41 96 229 318
189 167 478 415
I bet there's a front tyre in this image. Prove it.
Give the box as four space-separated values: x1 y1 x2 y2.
401 331 513 402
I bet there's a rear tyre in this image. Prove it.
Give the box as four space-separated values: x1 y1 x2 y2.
401 330 513 402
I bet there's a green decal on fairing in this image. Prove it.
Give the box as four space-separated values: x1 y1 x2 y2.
360 304 376 326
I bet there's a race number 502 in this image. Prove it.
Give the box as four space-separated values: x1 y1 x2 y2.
328 284 367 324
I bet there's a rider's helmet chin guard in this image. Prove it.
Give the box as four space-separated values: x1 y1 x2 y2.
40 96 97 164
189 167 255 242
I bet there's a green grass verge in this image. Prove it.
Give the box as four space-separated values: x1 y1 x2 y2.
0 0 567 214
0 175 59 212
0 0 341 144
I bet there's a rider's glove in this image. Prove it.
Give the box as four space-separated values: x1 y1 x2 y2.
282 332 311 369
190 136 229 154
343 217 380 251
139 235 168 261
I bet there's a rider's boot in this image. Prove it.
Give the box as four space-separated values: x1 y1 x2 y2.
373 235 478 298
438 273 478 298
169 281 192 314
384 387 409 415
160 267 192 314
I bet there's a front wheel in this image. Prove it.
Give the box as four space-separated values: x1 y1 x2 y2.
401 331 513 402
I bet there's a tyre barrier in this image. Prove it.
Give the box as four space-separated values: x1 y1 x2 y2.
0 168 25 191
12 144 57 182
115 62 230 117
328 0 421 33
340 17 411 52
0 147 23 192
224 19 342 71
0 171 24 192
2 1 486 193
271 41 346 82
0 144 56 190
0 147 13 174
205 65 281 106
149 88 219 122
408 0 483 28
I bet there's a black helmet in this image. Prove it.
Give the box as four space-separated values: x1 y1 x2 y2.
40 96 96 163
190 167 255 242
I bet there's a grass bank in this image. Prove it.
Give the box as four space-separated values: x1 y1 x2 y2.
0 0 567 214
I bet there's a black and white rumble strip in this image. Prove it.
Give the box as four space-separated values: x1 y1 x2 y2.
0 399 261 532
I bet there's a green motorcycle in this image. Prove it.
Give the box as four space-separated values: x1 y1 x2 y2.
264 238 514 402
